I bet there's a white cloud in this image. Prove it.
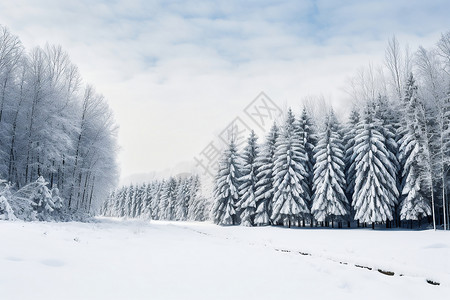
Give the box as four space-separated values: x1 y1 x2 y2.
0 0 449 182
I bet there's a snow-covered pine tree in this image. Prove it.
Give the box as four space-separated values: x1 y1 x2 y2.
116 187 127 217
311 110 348 226
51 187 63 211
212 139 242 225
398 74 432 223
140 183 152 219
374 95 401 227
352 102 399 228
0 181 16 220
189 196 209 221
344 107 360 207
151 180 163 220
160 177 177 220
28 176 55 221
135 184 146 218
187 175 202 221
271 108 310 227
175 178 190 221
130 185 140 218
237 131 259 226
124 185 134 217
0 195 16 220
299 106 317 208
254 123 279 226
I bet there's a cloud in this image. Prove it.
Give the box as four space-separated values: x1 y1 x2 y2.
1 0 449 181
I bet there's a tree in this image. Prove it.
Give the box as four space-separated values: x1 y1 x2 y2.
398 74 432 223
237 131 259 226
311 110 348 226
151 181 163 220
271 109 310 227
175 178 190 221
254 123 278 226
298 106 317 201
352 102 399 228
187 175 203 221
374 95 401 227
160 177 177 220
344 107 360 220
212 139 242 225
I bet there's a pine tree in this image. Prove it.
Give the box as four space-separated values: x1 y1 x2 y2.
374 95 401 227
175 178 190 221
117 187 127 217
160 177 177 220
299 106 317 207
151 181 163 220
398 75 432 221
237 131 259 226
140 183 153 219
352 102 399 227
187 175 202 221
124 185 134 217
344 107 360 206
311 110 348 225
212 139 242 225
130 185 139 218
254 123 278 226
271 109 310 227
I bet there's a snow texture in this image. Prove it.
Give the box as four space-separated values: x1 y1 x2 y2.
0 218 449 300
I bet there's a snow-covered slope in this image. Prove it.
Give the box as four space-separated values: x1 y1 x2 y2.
0 218 448 299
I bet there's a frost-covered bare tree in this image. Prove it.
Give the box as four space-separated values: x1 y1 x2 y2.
384 36 412 101
0 25 118 220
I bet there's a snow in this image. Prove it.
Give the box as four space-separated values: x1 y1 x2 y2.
0 218 449 299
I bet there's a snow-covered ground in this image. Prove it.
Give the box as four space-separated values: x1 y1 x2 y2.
1 218 449 299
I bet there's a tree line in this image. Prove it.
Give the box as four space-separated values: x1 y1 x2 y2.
100 175 210 222
212 32 450 230
0 25 118 220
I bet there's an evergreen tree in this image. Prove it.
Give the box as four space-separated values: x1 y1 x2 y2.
271 109 310 227
140 183 153 219
352 102 399 227
344 107 360 206
117 188 125 217
398 75 432 221
237 131 259 226
175 178 190 221
298 106 317 207
254 123 278 226
311 110 348 225
187 175 202 221
124 185 134 217
151 180 163 220
212 139 242 225
160 177 177 220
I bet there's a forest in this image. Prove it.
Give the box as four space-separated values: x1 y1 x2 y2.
0 25 118 221
100 175 210 222
212 33 450 230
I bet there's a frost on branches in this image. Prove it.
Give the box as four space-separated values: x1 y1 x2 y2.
254 123 278 226
352 103 399 226
398 75 432 220
311 110 348 224
237 131 259 226
271 109 310 227
212 139 242 225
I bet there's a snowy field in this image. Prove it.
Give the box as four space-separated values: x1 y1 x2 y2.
1 218 449 299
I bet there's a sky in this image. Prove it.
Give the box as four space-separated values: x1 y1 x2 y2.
1 0 449 183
